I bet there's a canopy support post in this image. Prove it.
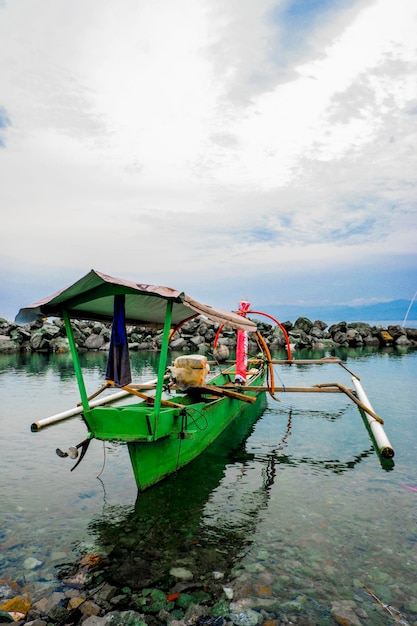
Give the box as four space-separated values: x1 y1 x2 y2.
63 309 89 413
153 300 173 418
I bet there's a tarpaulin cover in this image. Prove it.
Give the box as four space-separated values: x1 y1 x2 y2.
16 269 257 333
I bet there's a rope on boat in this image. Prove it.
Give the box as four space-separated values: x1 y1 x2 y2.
255 331 280 401
96 441 107 479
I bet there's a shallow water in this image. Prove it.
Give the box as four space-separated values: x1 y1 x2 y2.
1 346 416 624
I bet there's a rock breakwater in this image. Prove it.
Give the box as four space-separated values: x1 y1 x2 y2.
1 316 416 354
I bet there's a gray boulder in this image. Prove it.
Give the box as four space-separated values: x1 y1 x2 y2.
293 317 313 333
84 333 106 350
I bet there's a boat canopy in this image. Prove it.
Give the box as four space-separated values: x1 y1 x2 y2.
15 269 257 333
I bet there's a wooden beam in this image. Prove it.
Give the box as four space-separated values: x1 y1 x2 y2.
208 358 343 366
217 385 347 394
187 385 257 404
121 385 185 409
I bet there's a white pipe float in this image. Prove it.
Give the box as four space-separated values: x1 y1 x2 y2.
31 377 163 431
352 377 394 459
30 389 131 431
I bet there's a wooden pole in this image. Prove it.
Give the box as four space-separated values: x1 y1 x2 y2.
315 383 384 424
267 358 343 365
208 358 343 366
188 385 257 403
217 385 347 393
121 385 185 409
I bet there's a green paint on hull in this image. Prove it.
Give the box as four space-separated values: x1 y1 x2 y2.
128 389 266 491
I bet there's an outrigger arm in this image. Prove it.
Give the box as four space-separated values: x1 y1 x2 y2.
220 356 395 461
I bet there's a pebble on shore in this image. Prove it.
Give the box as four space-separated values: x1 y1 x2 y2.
1 557 403 626
0 564 376 626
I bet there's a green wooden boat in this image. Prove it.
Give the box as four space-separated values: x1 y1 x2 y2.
16 269 268 491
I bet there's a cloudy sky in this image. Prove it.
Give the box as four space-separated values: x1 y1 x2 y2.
1 0 416 320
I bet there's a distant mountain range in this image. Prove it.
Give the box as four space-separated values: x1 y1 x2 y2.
258 299 416 325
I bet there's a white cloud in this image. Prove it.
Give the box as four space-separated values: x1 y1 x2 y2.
0 0 416 316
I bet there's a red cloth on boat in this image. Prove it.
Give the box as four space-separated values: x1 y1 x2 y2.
235 301 251 384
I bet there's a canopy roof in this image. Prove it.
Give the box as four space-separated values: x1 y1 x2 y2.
15 269 257 332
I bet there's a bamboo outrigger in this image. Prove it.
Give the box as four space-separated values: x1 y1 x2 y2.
16 269 394 491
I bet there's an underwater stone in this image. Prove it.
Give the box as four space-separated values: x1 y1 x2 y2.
192 591 212 604
83 618 106 626
94 584 118 604
104 610 147 626
23 557 43 570
80 600 101 618
244 562 266 574
169 567 193 580
176 594 194 609
198 617 226 626
404 598 417 613
330 600 362 626
229 608 261 626
184 602 210 622
0 583 15 601
47 605 71 623
211 599 230 617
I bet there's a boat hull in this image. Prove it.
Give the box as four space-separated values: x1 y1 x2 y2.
128 388 267 491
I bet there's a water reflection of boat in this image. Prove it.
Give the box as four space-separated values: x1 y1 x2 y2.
253 407 394 474
78 403 388 593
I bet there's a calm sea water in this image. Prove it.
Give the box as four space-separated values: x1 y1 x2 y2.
1 346 416 624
